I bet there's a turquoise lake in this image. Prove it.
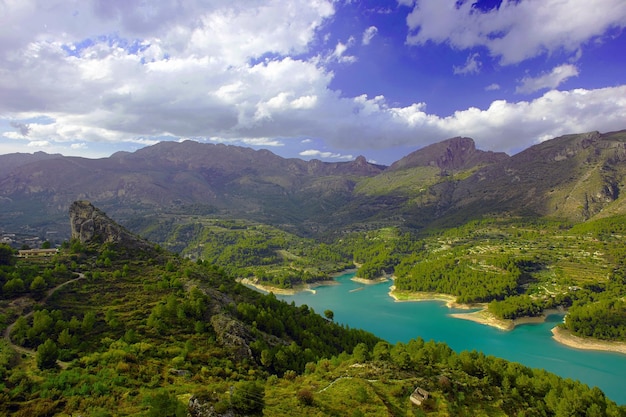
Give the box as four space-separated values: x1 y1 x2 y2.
274 272 626 405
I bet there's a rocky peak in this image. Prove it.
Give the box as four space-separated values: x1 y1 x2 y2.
69 200 152 249
389 137 508 172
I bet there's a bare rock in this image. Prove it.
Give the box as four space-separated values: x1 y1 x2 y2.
69 200 152 250
210 314 254 361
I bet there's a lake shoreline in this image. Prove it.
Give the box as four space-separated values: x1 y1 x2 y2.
449 308 564 331
246 274 626 357
239 277 340 295
388 285 478 310
551 326 626 355
389 285 566 331
351 276 390 285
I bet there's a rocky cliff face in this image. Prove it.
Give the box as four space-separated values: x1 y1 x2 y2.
69 200 153 249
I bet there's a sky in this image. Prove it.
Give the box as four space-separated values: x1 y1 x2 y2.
1 0 625 165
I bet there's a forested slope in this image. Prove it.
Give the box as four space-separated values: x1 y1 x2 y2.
1 206 624 416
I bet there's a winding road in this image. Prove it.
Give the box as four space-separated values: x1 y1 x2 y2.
2 273 86 358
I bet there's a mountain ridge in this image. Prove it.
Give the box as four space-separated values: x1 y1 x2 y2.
1 129 626 241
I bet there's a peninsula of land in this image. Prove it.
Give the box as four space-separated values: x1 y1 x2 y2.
551 327 626 355
388 285 626 355
239 277 339 295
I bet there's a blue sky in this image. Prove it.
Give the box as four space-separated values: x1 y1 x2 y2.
1 0 625 165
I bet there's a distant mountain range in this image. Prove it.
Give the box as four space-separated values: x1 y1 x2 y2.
1 129 625 242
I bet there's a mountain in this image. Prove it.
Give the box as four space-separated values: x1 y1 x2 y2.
1 130 626 242
388 136 509 173
0 141 386 238
0 151 63 178
446 130 626 222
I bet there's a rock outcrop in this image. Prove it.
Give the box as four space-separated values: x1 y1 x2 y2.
69 200 153 250
210 313 254 361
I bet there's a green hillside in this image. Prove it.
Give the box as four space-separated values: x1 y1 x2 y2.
1 209 625 416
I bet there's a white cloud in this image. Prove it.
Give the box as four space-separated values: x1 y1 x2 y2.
0 0 625 161
362 26 378 45
485 83 500 91
404 0 626 64
26 140 51 148
299 149 354 160
330 37 357 63
516 64 580 94
453 52 481 75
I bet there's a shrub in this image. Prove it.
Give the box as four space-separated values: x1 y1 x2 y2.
297 388 314 406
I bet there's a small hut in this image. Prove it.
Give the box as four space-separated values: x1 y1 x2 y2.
410 386 430 406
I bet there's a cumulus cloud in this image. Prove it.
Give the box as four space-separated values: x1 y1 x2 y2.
311 86 626 155
485 83 501 91
0 0 625 161
362 26 378 45
403 0 626 64
516 64 580 94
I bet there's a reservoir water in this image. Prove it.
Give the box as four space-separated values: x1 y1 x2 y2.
276 272 626 405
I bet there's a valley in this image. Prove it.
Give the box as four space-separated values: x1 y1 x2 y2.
1 130 626 415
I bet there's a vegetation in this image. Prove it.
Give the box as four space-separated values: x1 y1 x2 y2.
140 219 354 289
3 194 626 416
149 212 626 340
1 225 624 415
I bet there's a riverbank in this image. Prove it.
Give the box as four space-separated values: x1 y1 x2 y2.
551 327 626 355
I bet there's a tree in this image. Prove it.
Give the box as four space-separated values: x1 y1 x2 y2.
36 339 59 370
3 278 25 296
231 381 265 415
0 243 15 266
82 311 96 333
30 276 47 298
324 309 334 321
352 343 369 362
41 241 51 249
57 328 73 347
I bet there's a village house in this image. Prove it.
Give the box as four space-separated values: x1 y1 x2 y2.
17 248 59 258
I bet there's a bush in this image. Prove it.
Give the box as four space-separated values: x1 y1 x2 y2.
231 381 265 415
297 388 314 406
146 390 186 417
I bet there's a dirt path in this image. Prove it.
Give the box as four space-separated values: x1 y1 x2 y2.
2 273 86 360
